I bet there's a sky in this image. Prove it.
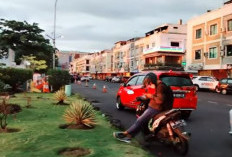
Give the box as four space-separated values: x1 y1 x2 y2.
0 0 226 52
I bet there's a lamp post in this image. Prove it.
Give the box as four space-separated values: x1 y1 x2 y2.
53 0 58 69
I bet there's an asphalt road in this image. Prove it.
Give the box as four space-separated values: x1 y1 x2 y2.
72 80 232 157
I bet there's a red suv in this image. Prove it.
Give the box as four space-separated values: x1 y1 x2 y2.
116 70 197 119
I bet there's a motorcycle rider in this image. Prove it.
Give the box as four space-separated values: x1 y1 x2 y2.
113 72 174 143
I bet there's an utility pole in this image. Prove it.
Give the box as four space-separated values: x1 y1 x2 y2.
53 0 58 69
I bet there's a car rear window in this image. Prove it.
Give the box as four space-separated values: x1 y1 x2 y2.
160 76 193 86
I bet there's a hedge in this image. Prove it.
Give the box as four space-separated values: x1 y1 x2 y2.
0 67 33 91
47 69 71 92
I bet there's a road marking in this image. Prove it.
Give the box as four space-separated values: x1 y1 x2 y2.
208 101 218 104
226 104 232 107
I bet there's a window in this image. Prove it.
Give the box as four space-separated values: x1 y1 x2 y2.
196 29 202 39
69 56 72 62
228 79 232 84
171 42 179 47
195 50 201 60
226 45 232 57
228 19 232 31
206 77 213 82
160 76 193 86
221 79 227 83
86 60 89 64
152 42 155 47
146 45 149 49
136 75 145 85
131 61 133 67
209 47 217 59
199 77 207 81
86 66 89 71
210 24 217 35
173 27 178 29
126 76 138 86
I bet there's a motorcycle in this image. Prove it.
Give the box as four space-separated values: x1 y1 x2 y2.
135 96 191 156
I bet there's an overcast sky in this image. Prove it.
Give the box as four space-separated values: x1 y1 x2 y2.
0 0 226 52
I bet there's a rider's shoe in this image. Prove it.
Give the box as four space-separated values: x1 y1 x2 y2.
113 132 131 143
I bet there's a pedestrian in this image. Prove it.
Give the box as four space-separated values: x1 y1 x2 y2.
113 72 173 143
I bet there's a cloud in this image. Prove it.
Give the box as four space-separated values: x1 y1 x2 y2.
0 0 224 52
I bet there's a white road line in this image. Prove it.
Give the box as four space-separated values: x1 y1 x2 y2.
208 101 218 104
226 104 232 107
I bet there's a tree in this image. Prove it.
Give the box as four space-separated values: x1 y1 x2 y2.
21 55 48 71
0 19 55 69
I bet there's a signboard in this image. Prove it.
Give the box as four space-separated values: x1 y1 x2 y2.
143 46 184 54
181 61 186 66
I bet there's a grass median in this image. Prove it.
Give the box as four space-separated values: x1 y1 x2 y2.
0 93 152 157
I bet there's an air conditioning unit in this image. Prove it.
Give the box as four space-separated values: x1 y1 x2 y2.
204 52 208 57
221 27 226 33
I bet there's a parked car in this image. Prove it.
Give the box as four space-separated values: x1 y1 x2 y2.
192 76 218 91
80 76 90 82
216 78 232 95
116 70 198 119
105 76 113 82
88 76 93 80
111 76 121 83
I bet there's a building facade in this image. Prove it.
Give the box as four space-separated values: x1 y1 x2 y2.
142 21 187 71
56 51 89 72
89 50 113 79
187 1 232 79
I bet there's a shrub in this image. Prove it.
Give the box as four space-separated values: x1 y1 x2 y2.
0 80 12 93
47 69 71 92
54 89 67 104
0 96 10 130
0 67 32 92
63 101 96 128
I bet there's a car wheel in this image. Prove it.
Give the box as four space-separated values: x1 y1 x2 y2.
221 89 227 95
194 84 199 91
116 97 124 110
215 86 220 93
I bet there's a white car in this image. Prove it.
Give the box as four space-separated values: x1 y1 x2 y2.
192 76 218 91
80 76 90 82
111 76 121 83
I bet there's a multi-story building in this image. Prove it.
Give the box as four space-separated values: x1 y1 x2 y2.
142 21 187 71
71 53 92 75
187 0 232 79
112 41 128 74
57 51 89 73
89 50 113 79
128 37 143 73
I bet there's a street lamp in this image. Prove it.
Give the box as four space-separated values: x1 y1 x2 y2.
46 0 58 69
53 0 58 69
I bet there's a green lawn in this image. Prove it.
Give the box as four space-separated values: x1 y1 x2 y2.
0 93 152 157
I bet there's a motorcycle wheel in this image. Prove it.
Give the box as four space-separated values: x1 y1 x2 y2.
173 134 189 156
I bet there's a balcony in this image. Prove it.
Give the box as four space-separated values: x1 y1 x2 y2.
143 46 184 55
143 63 184 71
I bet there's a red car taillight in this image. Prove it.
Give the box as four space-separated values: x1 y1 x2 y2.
185 86 197 96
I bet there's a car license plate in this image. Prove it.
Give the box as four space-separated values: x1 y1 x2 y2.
173 93 185 98
171 120 186 129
